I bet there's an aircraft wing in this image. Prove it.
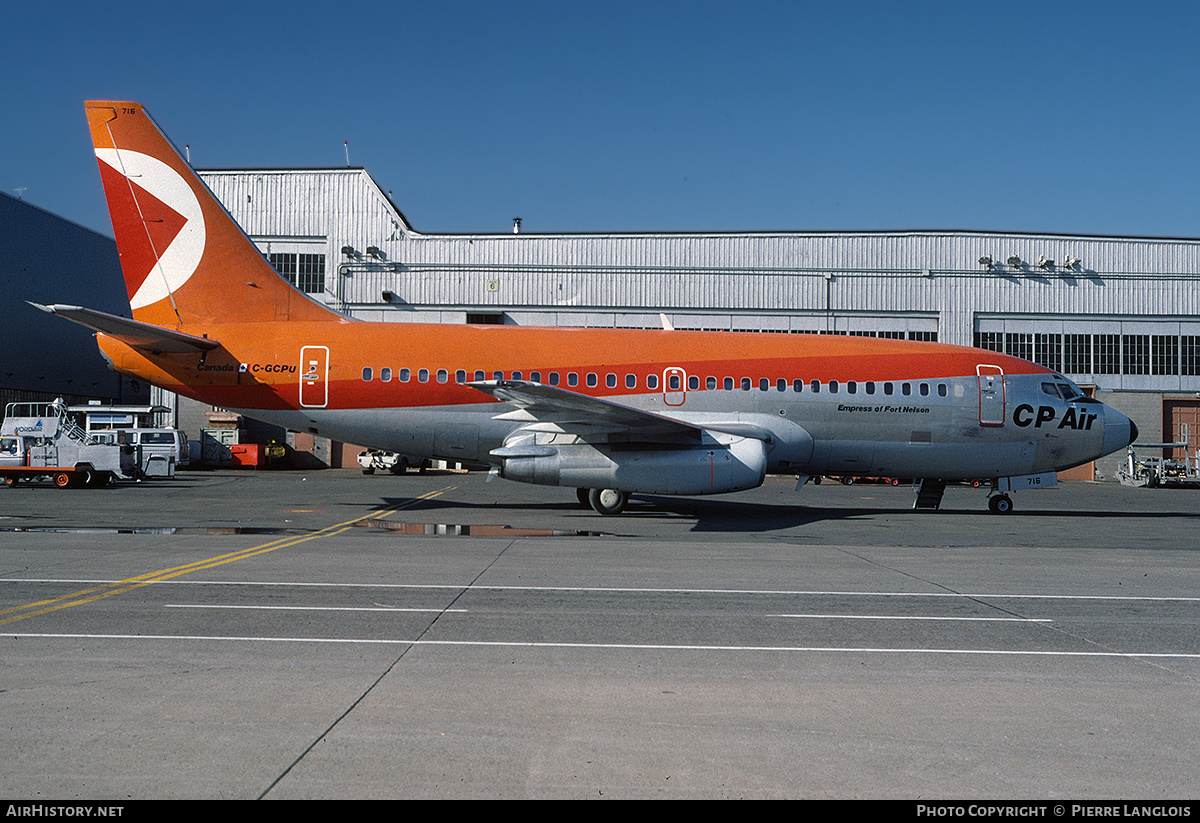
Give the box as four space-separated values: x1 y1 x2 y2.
468 380 777 445
469 380 706 442
30 303 220 354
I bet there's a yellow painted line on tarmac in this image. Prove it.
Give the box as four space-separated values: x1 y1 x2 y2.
0 484 459 626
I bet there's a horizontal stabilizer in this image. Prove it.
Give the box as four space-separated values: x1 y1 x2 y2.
30 303 220 354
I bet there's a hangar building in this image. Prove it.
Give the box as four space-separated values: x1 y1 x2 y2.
0 192 147 410
193 167 1200 482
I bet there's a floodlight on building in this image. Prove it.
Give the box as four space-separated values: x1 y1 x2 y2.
1006 255 1023 269
1038 256 1055 270
341 245 357 258
382 290 395 303
978 255 994 269
366 246 383 259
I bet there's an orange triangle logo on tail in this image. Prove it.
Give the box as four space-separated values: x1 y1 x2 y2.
85 101 342 328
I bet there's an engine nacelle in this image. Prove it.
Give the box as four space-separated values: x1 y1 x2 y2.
496 436 768 495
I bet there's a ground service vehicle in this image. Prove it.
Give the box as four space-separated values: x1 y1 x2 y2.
0 401 137 488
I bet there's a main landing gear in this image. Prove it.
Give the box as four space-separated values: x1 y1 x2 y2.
577 487 630 515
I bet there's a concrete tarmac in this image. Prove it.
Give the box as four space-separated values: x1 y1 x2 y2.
1 469 1199 799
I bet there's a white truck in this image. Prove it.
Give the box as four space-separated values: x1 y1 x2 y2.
0 400 138 488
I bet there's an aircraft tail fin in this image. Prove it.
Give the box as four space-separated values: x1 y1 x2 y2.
85 101 343 327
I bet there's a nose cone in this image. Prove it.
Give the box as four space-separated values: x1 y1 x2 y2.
1101 407 1138 457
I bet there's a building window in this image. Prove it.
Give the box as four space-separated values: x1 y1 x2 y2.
1063 334 1090 374
269 252 326 294
1094 335 1120 375
1151 336 1179 375
1005 333 1033 362
1183 337 1200 376
1122 335 1150 375
1033 334 1062 372
974 332 1003 353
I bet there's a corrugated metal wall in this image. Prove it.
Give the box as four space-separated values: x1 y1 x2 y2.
198 169 1200 357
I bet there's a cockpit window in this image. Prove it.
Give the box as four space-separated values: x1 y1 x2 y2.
1057 383 1080 400
1041 382 1062 398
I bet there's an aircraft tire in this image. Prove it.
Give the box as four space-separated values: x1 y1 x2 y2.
988 494 1014 515
588 488 629 515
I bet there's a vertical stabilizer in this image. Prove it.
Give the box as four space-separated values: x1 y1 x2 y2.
85 101 343 327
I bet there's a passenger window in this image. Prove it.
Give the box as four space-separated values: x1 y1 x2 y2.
669 374 681 390
724 377 734 390
810 380 820 393
587 373 598 387
847 381 857 394
793 379 803 392
920 383 930 396
865 382 876 395
455 370 466 384
418 368 429 383
474 370 485 381
647 374 659 389
829 381 839 393
628 374 638 389
530 371 541 383
512 371 522 380
437 369 448 383
938 383 948 397
759 378 769 391
362 367 373 381
400 368 411 382
380 368 392 382
902 383 912 396
706 376 717 390
689 375 699 390
607 373 618 388
741 377 752 390
493 370 503 381
549 372 560 386
568 373 578 387
883 382 894 396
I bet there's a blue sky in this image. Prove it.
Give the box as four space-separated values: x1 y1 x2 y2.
5 1 1200 237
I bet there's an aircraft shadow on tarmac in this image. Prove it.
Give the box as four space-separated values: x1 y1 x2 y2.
372 489 1200 536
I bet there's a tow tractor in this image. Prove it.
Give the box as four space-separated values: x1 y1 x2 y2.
0 400 138 488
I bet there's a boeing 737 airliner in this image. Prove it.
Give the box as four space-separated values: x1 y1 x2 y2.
37 101 1137 514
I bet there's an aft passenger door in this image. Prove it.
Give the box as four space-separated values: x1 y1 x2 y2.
977 364 1005 427
300 345 329 408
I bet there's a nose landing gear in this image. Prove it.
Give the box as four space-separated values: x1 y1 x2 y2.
988 493 1014 514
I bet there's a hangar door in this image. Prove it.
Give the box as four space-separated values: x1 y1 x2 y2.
1164 399 1200 461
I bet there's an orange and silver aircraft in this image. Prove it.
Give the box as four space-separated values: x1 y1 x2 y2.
38 100 1137 514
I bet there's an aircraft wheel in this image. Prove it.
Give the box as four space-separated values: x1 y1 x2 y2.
988 494 1013 515
588 488 629 515
576 488 591 508
840 476 854 485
